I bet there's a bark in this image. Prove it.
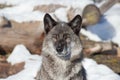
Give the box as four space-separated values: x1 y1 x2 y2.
0 61 25 78
99 0 117 14
0 28 44 55
0 20 44 55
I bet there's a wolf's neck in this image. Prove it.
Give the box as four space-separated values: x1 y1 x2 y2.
40 55 82 80
42 55 70 70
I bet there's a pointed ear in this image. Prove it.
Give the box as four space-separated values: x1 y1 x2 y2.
68 15 82 35
44 13 57 34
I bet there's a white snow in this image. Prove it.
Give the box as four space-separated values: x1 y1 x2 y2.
81 29 102 41
0 0 93 8
104 4 120 46
0 0 93 22
1 45 42 80
7 45 31 65
1 45 120 80
82 58 120 80
0 2 45 22
54 8 69 22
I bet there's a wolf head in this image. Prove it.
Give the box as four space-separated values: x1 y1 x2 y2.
42 13 83 61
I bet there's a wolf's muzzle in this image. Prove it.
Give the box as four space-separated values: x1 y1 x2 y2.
55 40 71 60
55 40 65 53
56 46 63 53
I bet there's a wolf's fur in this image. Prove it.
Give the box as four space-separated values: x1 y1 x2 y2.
36 13 87 80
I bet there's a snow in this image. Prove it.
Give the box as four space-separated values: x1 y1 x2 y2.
7 45 31 65
0 0 93 8
54 8 69 22
1 45 42 80
82 58 120 80
80 29 102 41
0 2 45 22
87 17 116 40
0 0 93 22
0 45 120 80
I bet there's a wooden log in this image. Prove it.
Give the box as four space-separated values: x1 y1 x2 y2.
0 61 24 78
68 0 119 26
0 20 44 55
99 0 117 14
82 4 101 26
0 28 44 55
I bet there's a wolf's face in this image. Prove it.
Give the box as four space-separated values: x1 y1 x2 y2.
42 14 83 61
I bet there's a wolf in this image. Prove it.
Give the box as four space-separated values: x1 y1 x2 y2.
36 13 87 80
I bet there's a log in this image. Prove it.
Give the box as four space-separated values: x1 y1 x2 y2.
80 34 118 55
68 0 119 26
82 4 101 26
0 28 44 55
0 20 44 55
99 0 117 14
0 61 25 78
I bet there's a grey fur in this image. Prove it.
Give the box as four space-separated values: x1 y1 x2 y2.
36 13 87 80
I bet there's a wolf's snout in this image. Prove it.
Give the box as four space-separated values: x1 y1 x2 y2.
55 40 65 53
56 46 63 53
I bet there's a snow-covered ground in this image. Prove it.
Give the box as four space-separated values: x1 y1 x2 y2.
0 45 42 80
0 45 119 80
0 0 120 80
0 0 93 22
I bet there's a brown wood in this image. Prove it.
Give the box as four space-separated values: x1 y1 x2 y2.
82 4 101 26
99 0 117 14
0 20 44 55
0 61 25 78
0 28 44 55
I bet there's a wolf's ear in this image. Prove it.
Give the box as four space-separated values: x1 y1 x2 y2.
68 15 82 35
44 13 57 34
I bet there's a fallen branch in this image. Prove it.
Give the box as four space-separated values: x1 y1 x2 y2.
0 27 44 55
99 0 117 14
0 61 25 78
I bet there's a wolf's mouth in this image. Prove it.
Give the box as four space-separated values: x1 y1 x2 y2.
56 52 71 60
55 43 71 60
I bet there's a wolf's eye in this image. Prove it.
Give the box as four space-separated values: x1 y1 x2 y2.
66 37 71 43
52 34 58 42
63 34 71 43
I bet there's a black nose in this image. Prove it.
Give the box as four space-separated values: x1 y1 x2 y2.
56 47 63 53
56 40 65 53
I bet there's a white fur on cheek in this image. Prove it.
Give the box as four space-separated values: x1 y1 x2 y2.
70 40 82 61
42 39 56 56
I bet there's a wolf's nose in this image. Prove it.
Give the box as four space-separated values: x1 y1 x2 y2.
56 47 63 53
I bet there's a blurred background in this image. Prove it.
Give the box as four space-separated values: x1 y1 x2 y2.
0 0 120 80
